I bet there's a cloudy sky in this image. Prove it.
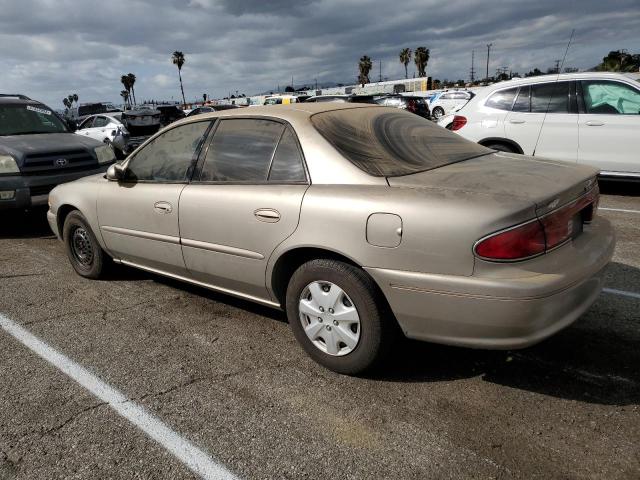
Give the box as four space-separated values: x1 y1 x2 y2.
1 0 639 108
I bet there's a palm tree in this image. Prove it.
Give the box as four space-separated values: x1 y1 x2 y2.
414 47 430 78
62 97 70 113
120 90 129 107
358 55 372 86
120 75 132 108
171 51 187 106
399 48 412 79
127 73 137 106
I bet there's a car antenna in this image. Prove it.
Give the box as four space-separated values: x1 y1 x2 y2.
532 29 575 157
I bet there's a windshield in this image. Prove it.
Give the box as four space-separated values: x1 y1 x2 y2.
311 107 492 176
0 104 68 136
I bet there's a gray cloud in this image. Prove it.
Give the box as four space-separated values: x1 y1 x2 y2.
0 0 638 109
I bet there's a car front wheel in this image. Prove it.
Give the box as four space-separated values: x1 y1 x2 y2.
432 106 445 119
63 210 108 279
286 259 394 375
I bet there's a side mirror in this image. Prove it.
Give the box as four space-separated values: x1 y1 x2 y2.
106 163 125 181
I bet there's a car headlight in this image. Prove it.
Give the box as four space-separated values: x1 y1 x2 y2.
0 155 19 174
95 145 116 165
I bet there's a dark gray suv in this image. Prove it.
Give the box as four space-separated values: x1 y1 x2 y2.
0 95 116 210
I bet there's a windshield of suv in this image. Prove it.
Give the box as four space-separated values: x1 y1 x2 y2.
0 104 68 136
311 107 492 176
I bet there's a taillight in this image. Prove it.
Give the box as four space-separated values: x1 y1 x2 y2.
407 99 417 113
475 220 546 260
451 115 467 131
475 185 599 261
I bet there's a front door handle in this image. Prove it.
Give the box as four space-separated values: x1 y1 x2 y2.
254 208 280 223
585 120 605 126
509 119 525 124
154 201 173 214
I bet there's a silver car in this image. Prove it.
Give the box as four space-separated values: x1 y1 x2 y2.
47 103 615 375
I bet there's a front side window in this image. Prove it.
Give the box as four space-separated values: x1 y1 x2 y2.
530 82 569 113
268 127 307 182
582 80 640 115
125 121 210 182
311 108 492 177
485 87 518 110
199 118 284 182
512 86 530 112
78 117 95 129
94 116 110 128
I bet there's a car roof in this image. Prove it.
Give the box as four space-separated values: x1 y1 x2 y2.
0 96 44 106
482 71 639 92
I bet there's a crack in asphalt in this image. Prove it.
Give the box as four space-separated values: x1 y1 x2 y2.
0 273 46 279
41 401 109 437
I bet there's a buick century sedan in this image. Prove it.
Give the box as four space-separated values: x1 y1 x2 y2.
47 103 615 374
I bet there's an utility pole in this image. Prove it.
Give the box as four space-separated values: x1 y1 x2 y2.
486 43 493 80
315 78 318 90
553 59 561 73
379 60 382 82
291 75 294 90
470 49 476 83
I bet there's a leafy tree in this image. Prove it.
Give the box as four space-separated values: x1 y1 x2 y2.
414 47 430 77
120 75 132 107
284 85 295 92
595 50 640 72
171 51 187 106
525 68 543 77
358 55 372 86
399 48 412 79
127 73 137 105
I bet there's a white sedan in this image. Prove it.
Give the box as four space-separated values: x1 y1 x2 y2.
76 115 129 157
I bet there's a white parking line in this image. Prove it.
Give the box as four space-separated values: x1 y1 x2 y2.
600 207 640 215
603 288 640 300
0 313 238 480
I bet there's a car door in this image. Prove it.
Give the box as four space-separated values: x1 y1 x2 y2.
77 116 96 137
97 120 212 275
577 79 640 174
89 115 111 141
179 118 309 303
504 81 578 160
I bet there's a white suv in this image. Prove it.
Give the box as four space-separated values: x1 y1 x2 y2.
441 72 640 179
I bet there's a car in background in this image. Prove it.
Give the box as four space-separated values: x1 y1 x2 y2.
0 94 115 210
155 104 186 126
69 102 122 124
443 72 640 179
263 95 301 105
429 90 475 119
121 105 161 136
186 105 239 117
373 94 430 118
76 114 130 158
47 103 613 375
305 95 376 103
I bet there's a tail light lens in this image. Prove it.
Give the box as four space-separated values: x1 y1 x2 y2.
407 99 417 113
451 115 467 131
475 185 599 261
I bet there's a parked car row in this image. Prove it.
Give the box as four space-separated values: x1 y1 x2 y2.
45 102 614 375
439 72 640 179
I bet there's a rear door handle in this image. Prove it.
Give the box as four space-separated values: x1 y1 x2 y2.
154 201 173 214
585 121 605 126
509 119 525 124
254 208 280 223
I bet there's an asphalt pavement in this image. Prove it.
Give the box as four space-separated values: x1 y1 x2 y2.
0 180 638 479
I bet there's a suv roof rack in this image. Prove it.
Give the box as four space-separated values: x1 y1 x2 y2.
0 94 32 100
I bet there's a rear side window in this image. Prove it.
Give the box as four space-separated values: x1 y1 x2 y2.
268 127 307 183
485 88 518 110
200 119 284 182
311 108 492 177
531 82 569 113
581 80 640 114
126 121 210 182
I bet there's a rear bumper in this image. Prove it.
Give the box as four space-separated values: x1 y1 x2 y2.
0 166 109 210
366 217 615 349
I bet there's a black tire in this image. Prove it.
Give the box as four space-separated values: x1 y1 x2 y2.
432 106 445 118
484 142 517 153
63 210 107 279
286 259 395 375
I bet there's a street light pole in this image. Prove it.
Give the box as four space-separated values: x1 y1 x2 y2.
486 43 493 80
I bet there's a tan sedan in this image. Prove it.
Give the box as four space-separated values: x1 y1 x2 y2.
47 103 615 375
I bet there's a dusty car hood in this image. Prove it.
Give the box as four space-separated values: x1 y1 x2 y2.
0 133 102 163
387 152 598 214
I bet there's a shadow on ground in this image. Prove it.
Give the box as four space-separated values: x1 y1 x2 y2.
0 208 53 239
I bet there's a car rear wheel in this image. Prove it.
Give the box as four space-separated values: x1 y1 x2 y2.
63 211 108 279
484 142 517 153
286 259 394 375
432 106 445 119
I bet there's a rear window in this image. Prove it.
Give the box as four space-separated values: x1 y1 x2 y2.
311 108 492 177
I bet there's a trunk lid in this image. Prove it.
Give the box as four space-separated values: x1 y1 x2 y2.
387 152 598 215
